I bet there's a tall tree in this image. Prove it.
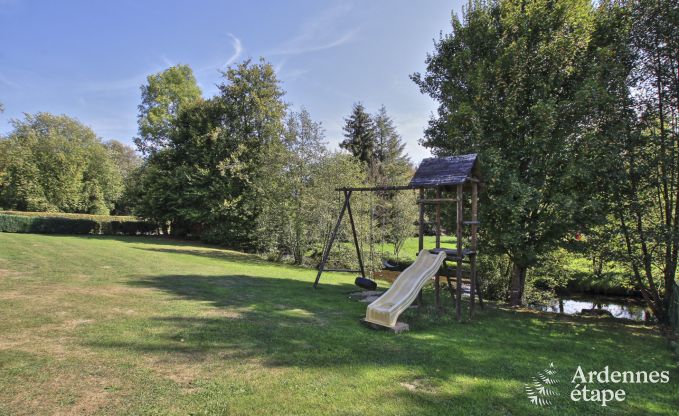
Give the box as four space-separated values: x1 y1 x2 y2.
604 0 679 323
412 0 613 306
133 59 287 248
257 108 332 262
0 113 123 214
340 103 376 165
135 64 202 156
373 105 407 166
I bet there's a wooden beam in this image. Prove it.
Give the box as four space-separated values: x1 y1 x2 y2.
345 191 366 279
470 181 478 318
336 185 416 192
418 188 425 254
455 183 463 322
313 191 350 288
417 198 457 204
435 188 441 249
417 188 425 306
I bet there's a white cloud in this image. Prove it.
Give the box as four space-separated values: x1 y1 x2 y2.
197 33 243 74
222 33 242 68
268 4 358 56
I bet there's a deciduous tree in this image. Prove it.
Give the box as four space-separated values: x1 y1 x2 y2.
135 64 202 156
412 0 613 306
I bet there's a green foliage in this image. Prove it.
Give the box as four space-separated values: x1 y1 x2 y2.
412 0 616 305
0 113 123 214
105 140 142 215
0 212 153 235
340 102 376 165
384 190 418 258
131 59 288 248
134 64 202 155
0 214 96 234
255 110 367 264
373 105 408 168
600 0 679 323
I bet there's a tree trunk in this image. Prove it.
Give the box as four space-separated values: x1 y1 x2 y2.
509 263 527 307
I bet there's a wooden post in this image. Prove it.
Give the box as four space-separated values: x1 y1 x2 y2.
456 184 463 321
313 191 350 288
417 187 425 307
345 191 366 279
435 188 441 249
418 188 425 254
435 187 441 311
469 182 478 318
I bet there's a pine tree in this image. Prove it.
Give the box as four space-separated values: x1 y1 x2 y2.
340 102 376 165
373 105 407 165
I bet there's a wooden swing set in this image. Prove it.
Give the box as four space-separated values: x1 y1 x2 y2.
313 154 483 321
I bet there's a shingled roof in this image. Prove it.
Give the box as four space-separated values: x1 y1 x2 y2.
409 154 478 187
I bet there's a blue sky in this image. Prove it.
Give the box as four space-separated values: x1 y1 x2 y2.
0 0 463 162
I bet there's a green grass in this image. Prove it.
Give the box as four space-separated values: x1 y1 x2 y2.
382 235 457 261
0 233 676 415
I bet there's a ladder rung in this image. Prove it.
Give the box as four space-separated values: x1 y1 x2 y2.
463 221 480 225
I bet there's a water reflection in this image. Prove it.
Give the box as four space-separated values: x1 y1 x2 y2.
534 296 652 322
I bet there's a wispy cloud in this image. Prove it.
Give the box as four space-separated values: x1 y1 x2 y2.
160 55 174 67
274 62 310 83
223 33 242 67
197 33 243 74
83 33 242 93
268 4 358 56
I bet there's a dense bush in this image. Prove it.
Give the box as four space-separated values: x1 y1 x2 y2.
0 212 156 235
0 214 97 234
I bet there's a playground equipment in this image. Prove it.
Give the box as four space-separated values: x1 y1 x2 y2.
314 154 482 324
364 250 447 328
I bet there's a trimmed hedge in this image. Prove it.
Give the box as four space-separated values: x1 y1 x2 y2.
0 212 156 235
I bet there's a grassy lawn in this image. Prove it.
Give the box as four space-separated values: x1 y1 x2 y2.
380 235 457 262
0 234 677 415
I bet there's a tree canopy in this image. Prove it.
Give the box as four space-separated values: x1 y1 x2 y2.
0 113 124 214
412 0 616 305
340 103 376 166
135 64 202 156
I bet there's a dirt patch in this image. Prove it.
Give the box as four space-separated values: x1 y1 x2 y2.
0 268 28 279
348 290 384 303
200 308 243 319
399 377 438 393
62 319 95 330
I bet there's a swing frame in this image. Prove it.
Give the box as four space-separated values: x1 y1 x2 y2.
313 154 483 321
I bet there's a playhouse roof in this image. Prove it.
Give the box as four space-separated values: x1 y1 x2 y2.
409 153 478 187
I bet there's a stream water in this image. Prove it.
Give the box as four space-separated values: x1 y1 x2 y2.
533 295 652 322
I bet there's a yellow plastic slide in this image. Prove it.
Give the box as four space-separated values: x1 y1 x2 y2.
364 250 447 328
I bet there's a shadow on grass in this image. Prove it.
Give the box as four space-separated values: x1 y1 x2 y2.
87 273 645 376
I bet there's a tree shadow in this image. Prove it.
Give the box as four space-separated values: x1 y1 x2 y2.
88 273 600 373
76 270 679 414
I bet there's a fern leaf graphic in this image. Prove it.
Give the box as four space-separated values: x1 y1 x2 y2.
525 363 560 406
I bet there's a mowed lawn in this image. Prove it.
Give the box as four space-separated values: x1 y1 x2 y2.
0 234 677 415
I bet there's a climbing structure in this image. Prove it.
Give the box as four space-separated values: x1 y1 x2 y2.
313 153 482 321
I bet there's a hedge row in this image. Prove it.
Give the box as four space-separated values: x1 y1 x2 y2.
0 210 137 221
0 213 157 235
